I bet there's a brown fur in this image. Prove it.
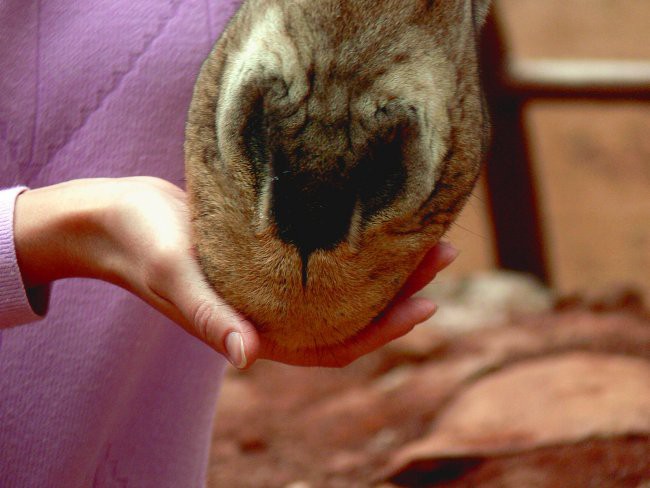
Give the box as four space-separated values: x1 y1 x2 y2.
185 0 491 351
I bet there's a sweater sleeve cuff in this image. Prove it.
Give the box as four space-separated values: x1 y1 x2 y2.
0 187 51 328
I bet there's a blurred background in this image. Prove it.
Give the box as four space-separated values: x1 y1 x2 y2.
443 0 649 300
208 1 650 486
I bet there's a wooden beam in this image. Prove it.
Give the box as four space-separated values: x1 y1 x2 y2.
505 59 650 100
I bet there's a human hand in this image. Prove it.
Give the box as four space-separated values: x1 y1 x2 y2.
14 177 457 369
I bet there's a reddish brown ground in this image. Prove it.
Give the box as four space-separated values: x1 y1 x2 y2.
207 2 650 486
209 302 650 487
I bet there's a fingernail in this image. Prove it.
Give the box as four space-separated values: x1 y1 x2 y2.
438 241 460 264
423 303 438 321
225 332 247 369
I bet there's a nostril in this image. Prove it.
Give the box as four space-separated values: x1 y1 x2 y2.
271 174 356 255
356 126 408 220
269 145 357 259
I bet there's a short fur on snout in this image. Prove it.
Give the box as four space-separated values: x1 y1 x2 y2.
185 0 491 351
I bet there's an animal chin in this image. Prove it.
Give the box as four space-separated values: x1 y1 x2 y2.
243 232 421 350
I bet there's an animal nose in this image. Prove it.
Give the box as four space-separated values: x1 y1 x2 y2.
271 168 356 258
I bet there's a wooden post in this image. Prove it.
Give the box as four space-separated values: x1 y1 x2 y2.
480 15 550 283
478 13 650 284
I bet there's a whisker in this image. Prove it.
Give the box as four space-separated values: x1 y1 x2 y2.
468 190 485 205
451 221 488 240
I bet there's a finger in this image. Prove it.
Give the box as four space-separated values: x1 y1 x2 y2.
354 296 437 347
302 297 437 367
187 291 261 370
396 241 458 300
153 255 261 370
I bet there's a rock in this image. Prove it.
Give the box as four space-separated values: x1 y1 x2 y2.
380 327 448 370
389 436 650 487
419 271 554 334
284 482 312 488
209 304 650 487
295 386 388 448
556 285 647 315
326 451 368 474
385 352 650 482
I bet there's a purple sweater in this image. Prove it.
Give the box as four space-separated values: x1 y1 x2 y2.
0 1 243 486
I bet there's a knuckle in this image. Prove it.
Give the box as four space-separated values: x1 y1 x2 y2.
193 300 217 346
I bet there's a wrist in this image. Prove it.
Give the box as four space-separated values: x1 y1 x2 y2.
14 179 119 288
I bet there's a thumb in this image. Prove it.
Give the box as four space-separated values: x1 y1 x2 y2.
187 293 261 370
164 257 262 369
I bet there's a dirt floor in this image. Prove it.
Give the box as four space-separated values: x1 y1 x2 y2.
207 1 650 486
